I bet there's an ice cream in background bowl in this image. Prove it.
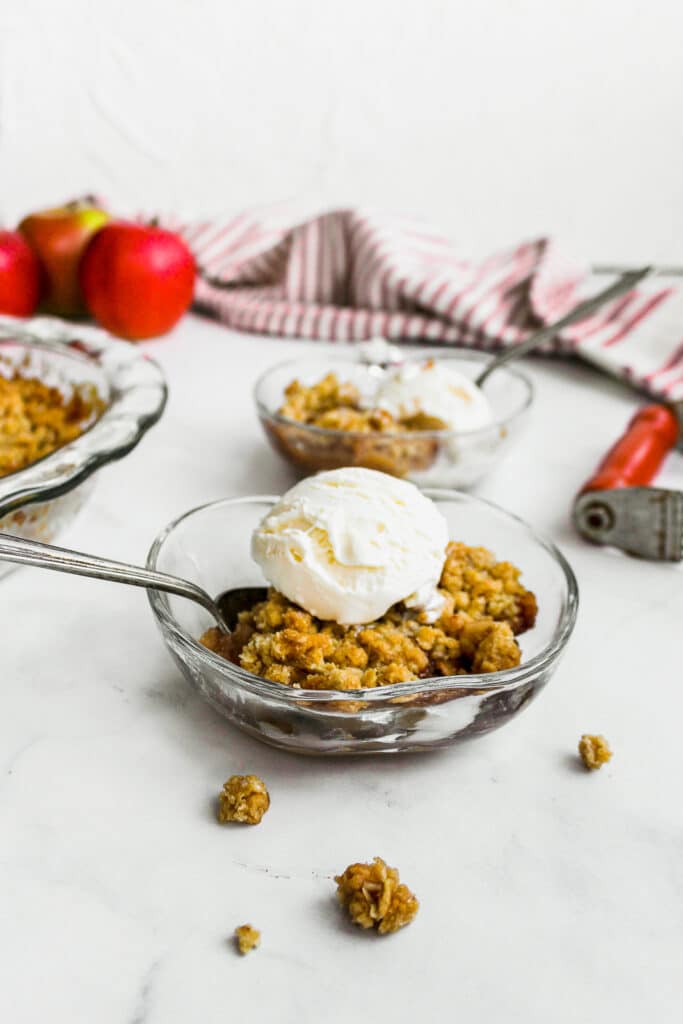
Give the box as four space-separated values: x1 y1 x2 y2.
372 359 493 432
254 349 533 488
251 467 449 625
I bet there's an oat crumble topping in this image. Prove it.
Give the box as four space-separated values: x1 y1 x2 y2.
335 857 419 934
265 371 450 476
578 734 612 770
201 541 537 690
218 775 270 824
0 373 104 477
279 371 448 434
234 924 261 954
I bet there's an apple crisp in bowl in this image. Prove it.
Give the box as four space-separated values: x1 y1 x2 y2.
147 489 578 755
254 352 533 489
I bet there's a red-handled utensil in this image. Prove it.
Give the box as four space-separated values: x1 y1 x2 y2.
573 403 683 560
580 404 680 492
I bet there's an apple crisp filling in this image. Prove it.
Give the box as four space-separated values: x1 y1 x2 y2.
201 541 537 690
0 372 104 477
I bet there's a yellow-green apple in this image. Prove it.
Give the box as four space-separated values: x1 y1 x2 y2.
18 198 110 317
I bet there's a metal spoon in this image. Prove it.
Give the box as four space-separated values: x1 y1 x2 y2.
474 265 652 388
0 532 265 633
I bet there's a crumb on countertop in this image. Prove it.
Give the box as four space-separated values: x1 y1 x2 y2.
335 856 419 934
218 774 270 824
578 734 612 770
234 924 260 955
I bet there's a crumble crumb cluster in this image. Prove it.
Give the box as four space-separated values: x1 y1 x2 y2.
201 541 537 691
578 734 612 770
234 924 260 955
0 372 104 477
218 774 270 824
279 372 448 434
335 857 419 934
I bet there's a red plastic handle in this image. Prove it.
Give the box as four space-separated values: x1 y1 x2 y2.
581 404 679 492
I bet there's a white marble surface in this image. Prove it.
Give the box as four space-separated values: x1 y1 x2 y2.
1 316 682 1024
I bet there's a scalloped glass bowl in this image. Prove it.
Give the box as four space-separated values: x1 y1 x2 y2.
254 352 533 488
0 317 167 577
147 491 578 755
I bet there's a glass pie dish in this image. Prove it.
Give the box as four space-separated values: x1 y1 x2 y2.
0 316 167 577
254 351 533 488
147 490 578 755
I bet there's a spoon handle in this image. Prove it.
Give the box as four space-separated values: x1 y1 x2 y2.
475 265 652 387
0 531 220 620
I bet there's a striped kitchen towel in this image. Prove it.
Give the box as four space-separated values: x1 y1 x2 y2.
163 206 683 402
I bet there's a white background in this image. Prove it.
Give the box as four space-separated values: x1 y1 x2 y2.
1 0 682 263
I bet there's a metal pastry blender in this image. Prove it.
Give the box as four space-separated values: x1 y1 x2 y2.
573 401 683 561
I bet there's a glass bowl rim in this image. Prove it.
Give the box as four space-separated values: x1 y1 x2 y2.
253 350 534 440
0 317 168 519
146 490 579 704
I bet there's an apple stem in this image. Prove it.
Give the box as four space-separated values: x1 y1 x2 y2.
66 195 98 213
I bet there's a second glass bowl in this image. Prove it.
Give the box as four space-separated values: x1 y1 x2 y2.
254 351 533 488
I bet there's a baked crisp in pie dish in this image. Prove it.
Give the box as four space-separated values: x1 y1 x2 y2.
0 372 104 477
201 540 537 692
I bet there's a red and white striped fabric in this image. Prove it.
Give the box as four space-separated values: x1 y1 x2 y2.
163 206 683 402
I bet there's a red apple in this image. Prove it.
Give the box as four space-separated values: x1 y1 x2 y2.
18 199 110 317
79 222 195 340
0 231 42 316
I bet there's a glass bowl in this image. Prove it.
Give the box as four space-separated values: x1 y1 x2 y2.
0 316 167 576
147 490 578 755
254 352 533 488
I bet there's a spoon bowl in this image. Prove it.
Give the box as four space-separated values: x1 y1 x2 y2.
216 587 268 630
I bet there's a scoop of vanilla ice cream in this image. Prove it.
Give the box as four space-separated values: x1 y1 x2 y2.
251 467 449 625
374 360 493 431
